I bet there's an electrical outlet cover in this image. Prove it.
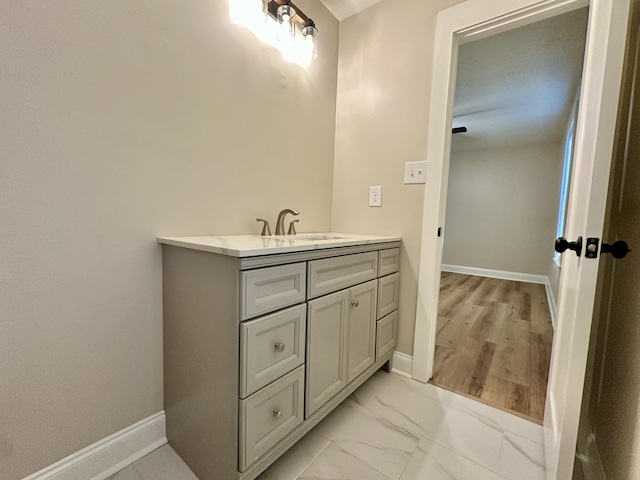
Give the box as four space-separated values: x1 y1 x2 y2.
369 186 382 207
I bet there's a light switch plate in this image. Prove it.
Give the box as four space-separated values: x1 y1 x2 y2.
404 161 427 184
369 186 382 207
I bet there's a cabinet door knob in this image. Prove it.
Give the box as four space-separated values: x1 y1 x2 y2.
274 342 285 352
351 300 359 308
273 409 283 419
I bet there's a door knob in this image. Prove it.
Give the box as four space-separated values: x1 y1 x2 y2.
555 236 583 257
601 240 631 259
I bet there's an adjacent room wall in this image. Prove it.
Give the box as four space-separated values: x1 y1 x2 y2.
442 142 563 276
0 1 338 478
331 0 466 355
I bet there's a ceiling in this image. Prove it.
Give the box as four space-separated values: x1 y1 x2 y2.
452 8 589 151
319 0 383 20
317 2 589 151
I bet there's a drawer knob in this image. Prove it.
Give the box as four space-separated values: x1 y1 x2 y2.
351 300 359 308
274 343 285 352
273 409 283 419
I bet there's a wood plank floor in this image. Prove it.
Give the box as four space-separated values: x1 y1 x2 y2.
431 272 554 424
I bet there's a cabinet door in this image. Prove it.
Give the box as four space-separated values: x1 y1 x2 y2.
347 280 378 382
306 290 349 417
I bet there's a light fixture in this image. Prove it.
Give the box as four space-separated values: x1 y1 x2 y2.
230 0 320 66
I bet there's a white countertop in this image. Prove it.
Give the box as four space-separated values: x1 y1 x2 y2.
157 233 401 257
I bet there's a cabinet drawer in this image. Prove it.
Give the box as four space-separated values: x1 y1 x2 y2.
377 272 400 320
241 263 306 320
307 252 378 299
239 366 304 471
240 305 306 398
378 248 400 276
376 310 398 360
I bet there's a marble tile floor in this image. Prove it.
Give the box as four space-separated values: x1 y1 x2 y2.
109 370 546 480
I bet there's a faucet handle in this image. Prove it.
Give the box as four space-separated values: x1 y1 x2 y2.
256 218 272 236
287 219 299 235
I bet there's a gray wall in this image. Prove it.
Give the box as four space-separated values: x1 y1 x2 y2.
442 142 564 276
331 0 466 354
0 1 338 478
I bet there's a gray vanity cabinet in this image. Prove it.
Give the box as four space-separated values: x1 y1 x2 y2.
161 241 400 480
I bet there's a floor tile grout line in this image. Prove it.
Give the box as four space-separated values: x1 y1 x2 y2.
293 436 335 480
347 389 504 475
295 439 395 480
417 431 502 474
399 374 546 447
415 432 507 477
395 436 424 480
496 430 507 476
303 390 423 480
131 461 145 480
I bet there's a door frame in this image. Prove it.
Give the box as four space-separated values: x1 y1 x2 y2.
412 0 590 383
412 0 629 478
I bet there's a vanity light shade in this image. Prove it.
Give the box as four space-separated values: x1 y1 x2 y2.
302 25 318 58
277 5 296 24
302 25 318 40
276 4 296 45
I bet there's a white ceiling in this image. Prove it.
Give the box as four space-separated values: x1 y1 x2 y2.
452 8 589 151
319 0 383 20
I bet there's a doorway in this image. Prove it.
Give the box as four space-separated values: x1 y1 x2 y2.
430 10 588 423
411 0 631 477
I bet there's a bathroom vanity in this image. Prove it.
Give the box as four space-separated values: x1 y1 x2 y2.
158 233 401 480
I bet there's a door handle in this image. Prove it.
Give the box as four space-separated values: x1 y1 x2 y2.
555 236 583 257
601 240 631 259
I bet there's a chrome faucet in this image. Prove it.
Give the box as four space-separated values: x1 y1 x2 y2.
275 208 299 235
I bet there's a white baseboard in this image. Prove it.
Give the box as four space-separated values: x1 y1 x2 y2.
391 351 413 378
544 281 557 331
441 264 548 284
442 264 557 331
24 411 167 480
